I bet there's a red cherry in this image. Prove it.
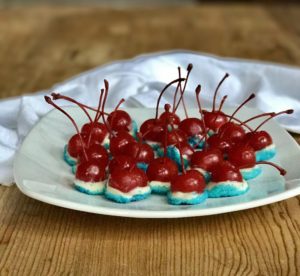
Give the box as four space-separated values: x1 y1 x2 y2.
67 133 86 158
170 170 206 193
203 110 228 132
146 157 178 182
78 144 109 168
109 167 148 193
218 122 246 144
245 131 273 151
191 148 223 172
124 141 154 164
177 142 194 160
109 131 136 156
109 155 136 174
76 160 106 182
107 110 132 132
227 144 256 169
81 122 108 144
165 129 188 146
211 161 243 183
140 119 164 142
178 118 204 137
207 134 232 154
159 104 181 126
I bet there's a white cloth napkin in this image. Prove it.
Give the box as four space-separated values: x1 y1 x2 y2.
1 50 300 185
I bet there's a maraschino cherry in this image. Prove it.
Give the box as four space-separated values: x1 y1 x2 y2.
109 155 136 174
147 123 179 194
168 142 207 205
105 164 150 203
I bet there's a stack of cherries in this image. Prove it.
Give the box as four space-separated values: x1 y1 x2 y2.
44 64 292 205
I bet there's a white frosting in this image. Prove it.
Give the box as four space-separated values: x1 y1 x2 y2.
261 143 275 151
74 179 107 192
240 165 259 173
207 180 248 191
170 191 200 200
191 167 208 175
106 185 150 198
149 180 170 188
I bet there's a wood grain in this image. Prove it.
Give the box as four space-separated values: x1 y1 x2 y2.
0 4 300 275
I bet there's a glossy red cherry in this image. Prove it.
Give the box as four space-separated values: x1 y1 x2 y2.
170 170 206 193
146 157 178 182
109 167 148 193
227 144 256 169
124 141 154 164
245 131 273 151
107 110 132 132
191 148 223 172
207 134 232 154
203 110 228 132
178 117 204 137
67 133 86 158
159 104 181 126
218 122 246 145
78 144 109 168
76 160 106 182
140 119 164 142
109 155 136 174
81 122 108 144
109 131 136 156
211 161 243 183
165 129 188 146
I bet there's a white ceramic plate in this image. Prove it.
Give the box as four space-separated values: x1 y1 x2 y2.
14 107 300 218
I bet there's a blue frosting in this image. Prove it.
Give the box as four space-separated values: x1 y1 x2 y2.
72 165 77 174
137 162 149 172
202 171 211 183
168 190 208 205
188 136 205 149
105 189 150 203
131 120 138 140
157 146 189 170
63 145 77 166
241 166 262 180
207 182 249 198
150 183 170 195
74 183 105 195
255 146 277 161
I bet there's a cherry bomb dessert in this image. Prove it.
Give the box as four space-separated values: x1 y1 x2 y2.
43 62 293 206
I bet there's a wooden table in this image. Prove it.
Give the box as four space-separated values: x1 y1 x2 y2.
0 4 300 275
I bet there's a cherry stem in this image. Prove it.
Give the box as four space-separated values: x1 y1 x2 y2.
51 93 93 123
155 78 185 120
101 80 113 138
44 96 88 162
242 112 274 126
174 64 193 118
256 161 286 176
229 93 255 122
218 95 228 112
212 73 229 112
51 92 109 116
114 98 125 111
195 85 208 148
172 67 181 113
95 89 105 122
254 109 294 132
109 98 126 132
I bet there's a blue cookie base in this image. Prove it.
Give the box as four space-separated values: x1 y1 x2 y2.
241 166 262 180
255 147 277 162
137 162 148 172
207 182 249 198
63 145 77 166
150 184 170 195
188 136 205 149
105 190 150 203
167 190 208 205
72 165 77 174
74 183 104 195
157 146 189 170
